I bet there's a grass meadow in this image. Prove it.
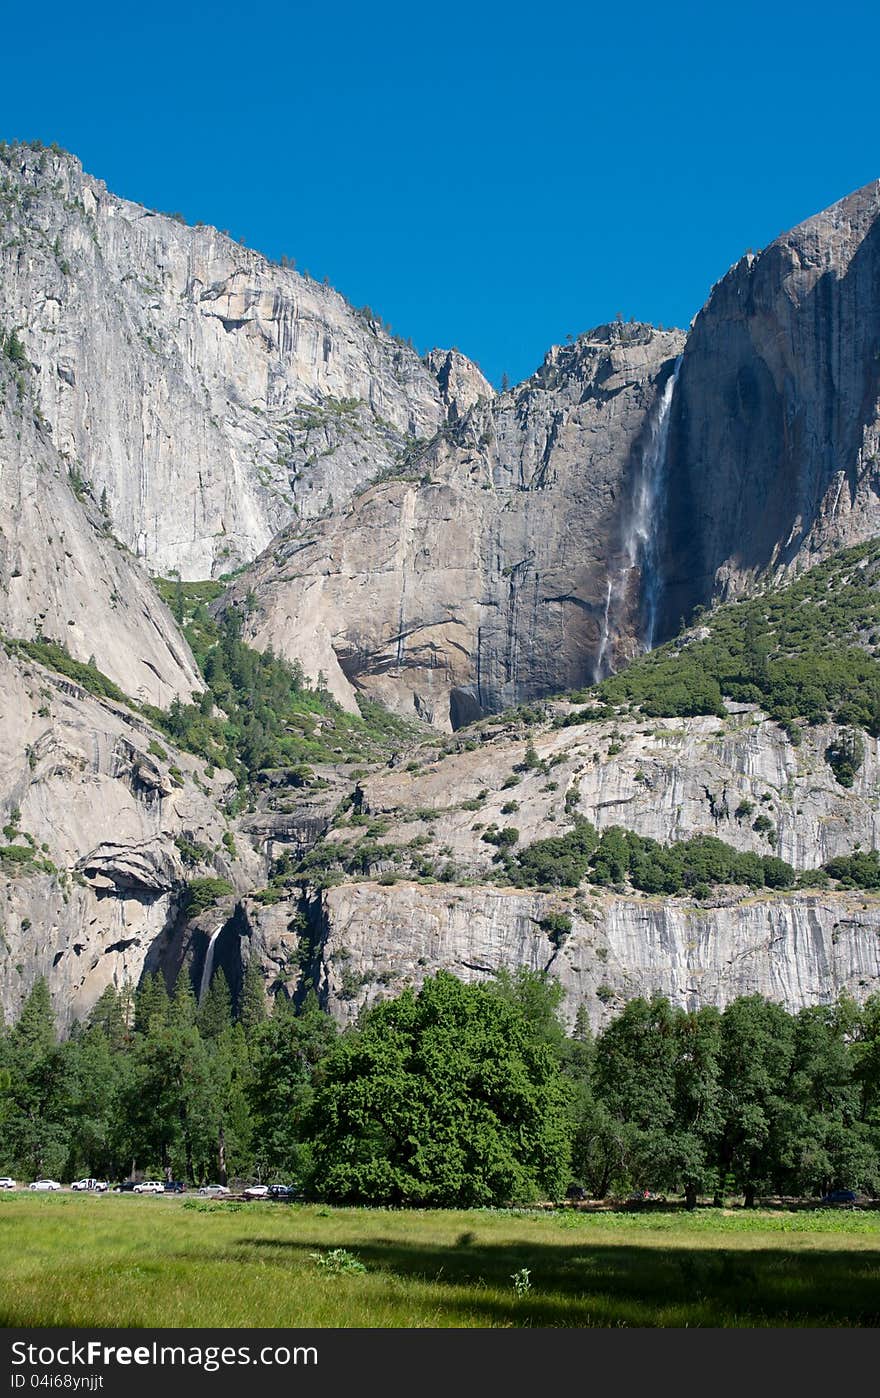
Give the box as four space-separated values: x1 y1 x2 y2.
1 1195 878 1328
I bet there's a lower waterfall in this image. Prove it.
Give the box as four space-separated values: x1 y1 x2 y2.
198 924 223 1004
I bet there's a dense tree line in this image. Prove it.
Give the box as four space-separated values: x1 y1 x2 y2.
1 971 879 1206
0 966 334 1188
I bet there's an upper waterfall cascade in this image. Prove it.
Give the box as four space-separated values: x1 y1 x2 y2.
594 358 681 679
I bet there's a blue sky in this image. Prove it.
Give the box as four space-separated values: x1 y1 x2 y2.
3 1 878 386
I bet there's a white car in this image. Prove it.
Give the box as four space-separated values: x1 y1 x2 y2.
133 1180 165 1194
29 1179 62 1191
198 1184 230 1196
71 1178 108 1192
243 1184 269 1198
0 1177 16 1190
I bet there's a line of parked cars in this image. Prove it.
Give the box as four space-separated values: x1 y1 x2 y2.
1 1175 299 1197
110 1180 298 1198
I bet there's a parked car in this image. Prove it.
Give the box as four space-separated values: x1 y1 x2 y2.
71 1178 108 1192
197 1184 230 1196
133 1180 165 1194
267 1183 299 1200
113 1181 138 1193
243 1184 269 1199
0 1177 16 1190
822 1188 859 1204
164 1180 187 1194
29 1179 62 1191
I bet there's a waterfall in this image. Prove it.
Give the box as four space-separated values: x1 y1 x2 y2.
594 578 614 684
637 357 681 651
593 358 680 680
198 924 223 1004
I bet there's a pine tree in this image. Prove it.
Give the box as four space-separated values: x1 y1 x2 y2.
4 327 27 366
171 972 198 1029
198 970 232 1040
238 957 268 1040
10 978 56 1058
87 985 128 1051
572 1005 592 1043
3 979 66 1178
133 973 171 1035
173 572 185 626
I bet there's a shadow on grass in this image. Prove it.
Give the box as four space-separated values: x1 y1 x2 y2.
236 1235 880 1327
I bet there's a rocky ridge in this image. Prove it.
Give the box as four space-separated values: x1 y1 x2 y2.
219 700 880 1027
0 144 481 578
297 881 880 1030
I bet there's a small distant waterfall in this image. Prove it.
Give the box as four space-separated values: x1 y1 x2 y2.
594 579 614 683
198 925 223 1004
593 358 681 679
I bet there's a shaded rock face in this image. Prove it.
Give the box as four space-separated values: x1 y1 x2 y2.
1 875 180 1032
311 881 880 1030
224 324 685 727
0 645 261 1028
0 146 457 578
660 179 880 636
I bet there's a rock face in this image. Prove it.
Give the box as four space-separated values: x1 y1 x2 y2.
310 880 880 1030
422 349 494 422
660 179 880 636
0 644 261 1028
0 356 201 703
6 146 880 1035
0 144 458 578
211 702 880 1031
223 324 685 727
354 706 880 874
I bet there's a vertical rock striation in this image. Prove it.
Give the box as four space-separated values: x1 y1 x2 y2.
660 179 880 635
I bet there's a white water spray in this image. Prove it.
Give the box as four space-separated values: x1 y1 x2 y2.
637 358 681 650
593 358 680 679
199 924 223 1004
594 578 614 684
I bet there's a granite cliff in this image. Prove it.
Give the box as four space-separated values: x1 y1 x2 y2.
660 179 880 634
4 144 880 1033
221 324 685 727
0 143 482 578
0 641 260 1029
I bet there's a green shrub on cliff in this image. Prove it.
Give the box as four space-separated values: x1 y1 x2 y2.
590 540 880 734
494 820 796 895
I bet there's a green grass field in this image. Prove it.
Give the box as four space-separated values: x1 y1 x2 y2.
2 1196 879 1327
